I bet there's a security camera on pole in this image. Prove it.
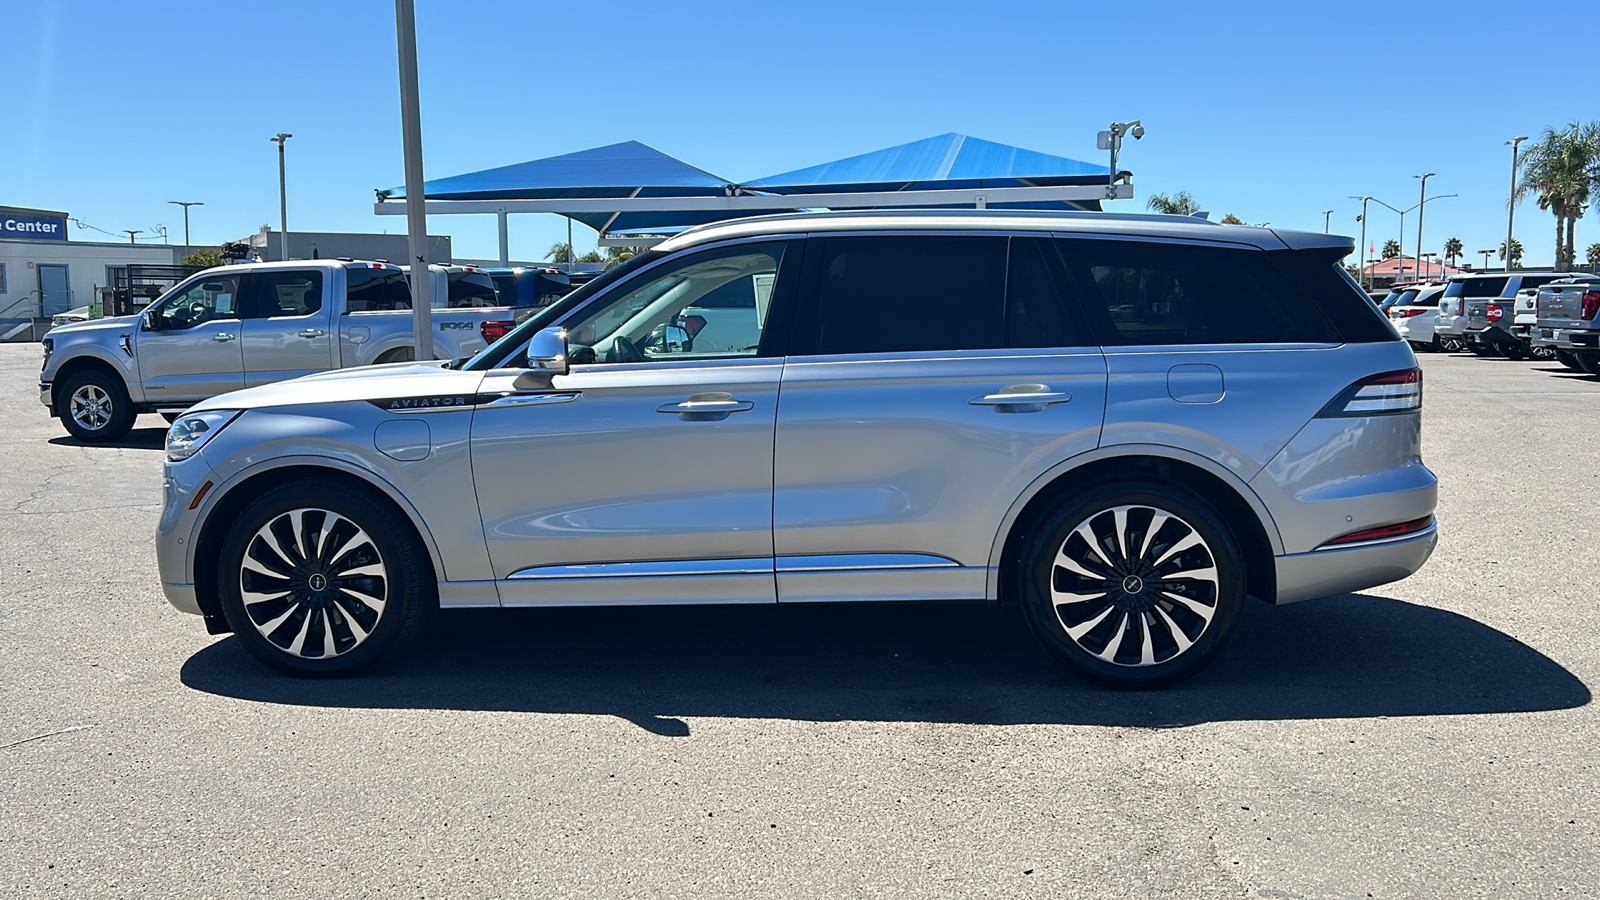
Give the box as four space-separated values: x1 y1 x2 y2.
1097 121 1144 200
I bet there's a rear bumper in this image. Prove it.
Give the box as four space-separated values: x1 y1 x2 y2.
162 581 201 615
1434 314 1467 336
1465 325 1515 346
1273 524 1438 604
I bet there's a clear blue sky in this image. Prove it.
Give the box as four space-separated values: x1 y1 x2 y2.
3 0 1594 267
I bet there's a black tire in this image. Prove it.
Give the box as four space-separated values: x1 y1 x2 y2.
1532 345 1556 361
1469 342 1496 356
1503 341 1527 361
1408 340 1432 353
1578 354 1600 377
217 479 435 677
1555 349 1582 370
57 369 135 443
1018 481 1246 689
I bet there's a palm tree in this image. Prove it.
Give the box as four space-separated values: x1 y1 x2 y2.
1442 236 1463 268
545 242 574 265
1146 191 1201 215
1515 122 1600 270
1382 239 1401 260
1499 238 1524 268
603 245 650 270
1588 243 1600 267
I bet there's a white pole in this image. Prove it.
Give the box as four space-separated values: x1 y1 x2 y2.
497 209 509 267
395 0 432 360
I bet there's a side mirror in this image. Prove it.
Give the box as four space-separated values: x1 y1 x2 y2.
526 326 568 376
140 310 158 332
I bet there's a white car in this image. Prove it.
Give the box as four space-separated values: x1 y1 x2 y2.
1390 285 1448 351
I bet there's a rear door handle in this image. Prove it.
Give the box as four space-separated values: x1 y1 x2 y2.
657 392 755 420
969 384 1071 412
298 329 326 338
211 333 236 342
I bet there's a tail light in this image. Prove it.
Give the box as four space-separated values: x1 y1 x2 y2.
480 320 513 342
1390 307 1428 319
1486 303 1503 323
1317 368 1422 417
1319 515 1435 548
1582 290 1600 321
683 314 706 337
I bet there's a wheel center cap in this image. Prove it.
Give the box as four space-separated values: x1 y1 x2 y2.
1122 575 1145 594
308 573 328 591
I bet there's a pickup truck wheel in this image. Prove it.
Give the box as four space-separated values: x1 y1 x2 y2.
1577 354 1600 377
1019 482 1245 690
1503 342 1527 361
58 370 135 443
217 480 435 678
1555 350 1581 370
1532 345 1556 361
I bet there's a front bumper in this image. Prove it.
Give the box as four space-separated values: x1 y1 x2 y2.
39 382 53 414
1273 525 1438 604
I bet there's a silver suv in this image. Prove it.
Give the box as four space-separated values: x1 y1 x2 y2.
155 211 1438 688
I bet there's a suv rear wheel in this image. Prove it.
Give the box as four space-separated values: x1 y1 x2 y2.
1019 482 1246 689
58 369 135 443
217 480 434 677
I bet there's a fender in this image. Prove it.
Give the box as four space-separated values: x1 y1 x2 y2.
48 344 144 403
983 442 1285 602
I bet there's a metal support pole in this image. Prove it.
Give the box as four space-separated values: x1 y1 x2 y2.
395 0 432 360
497 209 509 267
567 217 573 271
1414 173 1433 281
1506 137 1526 273
1356 198 1369 289
271 134 292 260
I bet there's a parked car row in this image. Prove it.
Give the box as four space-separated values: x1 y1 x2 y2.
1384 270 1600 373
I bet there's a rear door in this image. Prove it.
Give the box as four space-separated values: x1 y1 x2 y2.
241 268 334 386
1054 236 1345 484
771 234 1106 603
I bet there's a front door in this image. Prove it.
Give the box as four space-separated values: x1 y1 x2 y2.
137 272 246 403
773 235 1108 603
472 240 798 606
38 265 71 317
241 268 334 386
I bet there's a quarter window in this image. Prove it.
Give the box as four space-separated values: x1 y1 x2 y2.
1055 238 1338 345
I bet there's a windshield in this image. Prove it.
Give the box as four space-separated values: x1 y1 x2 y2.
463 251 664 370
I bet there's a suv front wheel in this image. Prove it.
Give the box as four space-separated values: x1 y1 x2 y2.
58 369 135 443
217 480 434 677
1020 482 1246 689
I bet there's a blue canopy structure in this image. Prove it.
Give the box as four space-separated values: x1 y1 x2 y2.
383 141 794 234
744 132 1111 210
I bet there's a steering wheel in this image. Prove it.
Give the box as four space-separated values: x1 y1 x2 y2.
607 335 644 363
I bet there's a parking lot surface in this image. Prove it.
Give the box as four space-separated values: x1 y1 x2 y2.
1 343 1596 898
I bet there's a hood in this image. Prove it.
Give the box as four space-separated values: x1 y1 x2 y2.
45 315 141 338
192 362 489 412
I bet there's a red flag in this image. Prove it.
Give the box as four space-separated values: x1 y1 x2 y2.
1369 242 1375 253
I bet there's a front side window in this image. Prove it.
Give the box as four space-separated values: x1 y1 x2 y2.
152 275 244 330
1056 239 1338 345
563 242 787 365
244 270 323 319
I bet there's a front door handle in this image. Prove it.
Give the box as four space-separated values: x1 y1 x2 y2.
657 392 755 420
211 333 237 342
969 383 1071 413
298 329 326 338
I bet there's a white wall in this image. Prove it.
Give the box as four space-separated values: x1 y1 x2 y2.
0 238 176 333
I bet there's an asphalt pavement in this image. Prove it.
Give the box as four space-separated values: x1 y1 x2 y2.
1 343 1595 898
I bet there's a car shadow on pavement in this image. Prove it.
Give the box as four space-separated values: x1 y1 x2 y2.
180 595 1590 734
47 426 167 450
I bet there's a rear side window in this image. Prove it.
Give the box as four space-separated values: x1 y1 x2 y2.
795 235 1086 355
1055 239 1339 345
244 270 323 319
345 267 413 313
1443 277 1509 299
441 271 499 308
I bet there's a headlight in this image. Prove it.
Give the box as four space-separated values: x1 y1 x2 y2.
165 410 241 462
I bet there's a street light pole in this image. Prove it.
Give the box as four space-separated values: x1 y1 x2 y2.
270 133 293 260
1479 249 1494 270
1323 210 1334 233
1506 136 1527 272
167 201 203 249
394 0 432 360
1349 196 1372 289
1370 197 1405 283
1413 173 1434 279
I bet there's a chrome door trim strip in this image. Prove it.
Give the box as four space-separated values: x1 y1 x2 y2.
775 554 959 573
507 558 774 580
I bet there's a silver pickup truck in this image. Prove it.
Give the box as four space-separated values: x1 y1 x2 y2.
1533 275 1600 374
40 259 515 442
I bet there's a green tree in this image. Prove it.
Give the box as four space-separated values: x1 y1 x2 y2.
1145 191 1201 215
1442 236 1463 268
604 245 650 269
179 249 226 269
1588 243 1600 266
1382 239 1401 259
1499 238 1524 268
545 242 573 265
1515 122 1600 270
1219 213 1245 225
577 250 604 264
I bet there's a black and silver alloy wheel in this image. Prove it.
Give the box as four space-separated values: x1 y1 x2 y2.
239 508 388 660
218 480 433 677
1051 505 1220 667
1020 482 1245 689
